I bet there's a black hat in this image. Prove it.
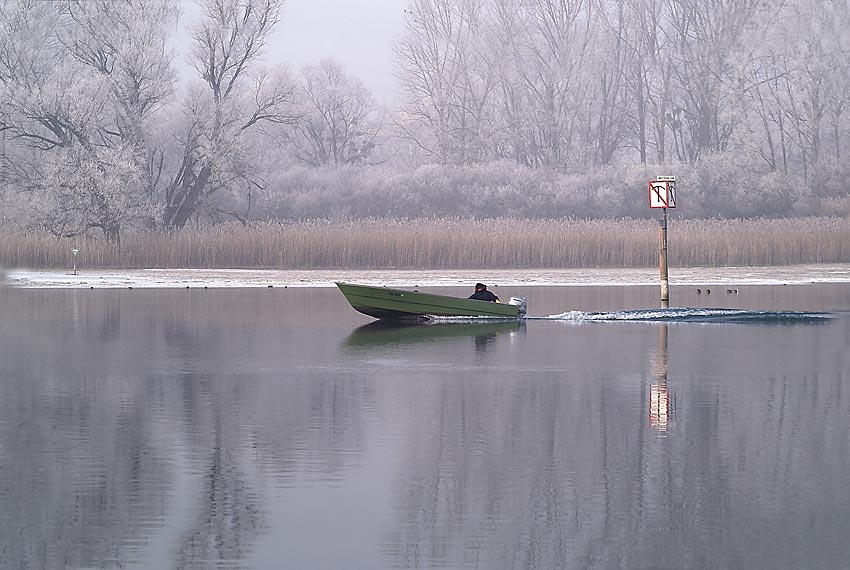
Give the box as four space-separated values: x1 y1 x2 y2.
475 283 486 289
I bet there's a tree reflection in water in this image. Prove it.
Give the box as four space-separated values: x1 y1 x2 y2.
0 289 374 570
2 288 850 569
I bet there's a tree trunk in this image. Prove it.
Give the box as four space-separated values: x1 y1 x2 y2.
164 162 213 230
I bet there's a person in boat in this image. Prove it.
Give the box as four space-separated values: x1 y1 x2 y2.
468 283 500 302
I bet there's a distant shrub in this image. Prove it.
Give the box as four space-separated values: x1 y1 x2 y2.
248 157 847 222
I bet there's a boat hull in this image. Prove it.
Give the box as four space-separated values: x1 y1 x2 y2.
336 282 521 320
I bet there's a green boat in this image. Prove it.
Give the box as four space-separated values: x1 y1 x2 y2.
336 282 527 320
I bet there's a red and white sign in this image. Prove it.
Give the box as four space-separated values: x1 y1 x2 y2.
649 177 676 209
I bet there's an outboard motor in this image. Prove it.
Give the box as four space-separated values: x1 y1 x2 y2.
508 296 527 317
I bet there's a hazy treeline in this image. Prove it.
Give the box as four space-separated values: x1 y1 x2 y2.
1 0 850 244
3 217 848 269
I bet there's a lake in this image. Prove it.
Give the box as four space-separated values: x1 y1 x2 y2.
1 283 849 570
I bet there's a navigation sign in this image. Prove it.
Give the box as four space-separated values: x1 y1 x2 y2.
649 178 676 209
649 180 670 208
657 175 676 208
649 176 676 307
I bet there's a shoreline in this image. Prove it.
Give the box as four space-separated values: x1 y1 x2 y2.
4 264 850 289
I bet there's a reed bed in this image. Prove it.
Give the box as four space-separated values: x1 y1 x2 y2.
1 217 848 270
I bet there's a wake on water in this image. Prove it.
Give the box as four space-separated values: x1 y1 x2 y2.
532 307 831 324
426 308 831 324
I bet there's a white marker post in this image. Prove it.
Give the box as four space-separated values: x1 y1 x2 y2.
72 248 79 276
649 177 676 308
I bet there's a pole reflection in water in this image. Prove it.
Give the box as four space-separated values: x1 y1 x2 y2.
649 324 672 432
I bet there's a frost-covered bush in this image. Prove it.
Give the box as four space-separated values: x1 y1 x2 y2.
253 157 842 221
809 163 850 199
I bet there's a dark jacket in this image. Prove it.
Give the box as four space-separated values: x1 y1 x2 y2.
469 288 499 302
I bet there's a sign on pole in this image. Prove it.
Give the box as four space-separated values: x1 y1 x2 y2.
657 176 676 208
649 176 676 308
648 176 676 209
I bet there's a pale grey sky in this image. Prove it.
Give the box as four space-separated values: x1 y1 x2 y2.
179 0 407 103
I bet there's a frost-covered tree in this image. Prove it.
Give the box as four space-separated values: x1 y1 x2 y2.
590 0 637 166
505 0 595 168
763 0 850 180
395 0 496 165
162 0 295 230
64 0 176 147
0 0 177 241
281 59 380 166
609 0 677 164
396 0 598 169
665 0 778 161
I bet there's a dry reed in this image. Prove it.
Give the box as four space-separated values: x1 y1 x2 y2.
1 217 848 270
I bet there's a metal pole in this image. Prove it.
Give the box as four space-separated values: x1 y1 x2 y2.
659 208 669 308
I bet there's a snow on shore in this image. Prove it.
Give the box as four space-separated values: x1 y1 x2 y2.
3 264 850 289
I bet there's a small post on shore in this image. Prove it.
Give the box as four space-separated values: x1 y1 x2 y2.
648 176 676 308
72 248 78 276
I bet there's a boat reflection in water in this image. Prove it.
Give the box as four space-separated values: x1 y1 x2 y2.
343 319 523 351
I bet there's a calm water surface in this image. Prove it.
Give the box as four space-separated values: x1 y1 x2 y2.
1 284 849 570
